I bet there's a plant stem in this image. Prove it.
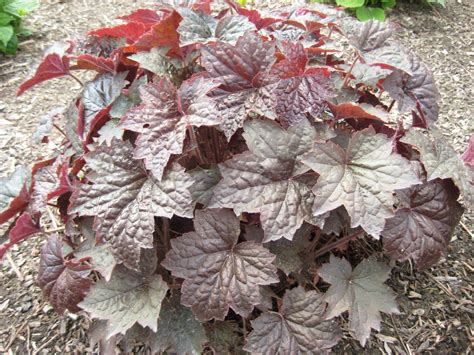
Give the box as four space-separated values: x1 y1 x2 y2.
187 126 205 164
342 56 359 87
161 217 171 252
53 123 67 138
314 229 365 259
387 99 396 112
68 72 84 87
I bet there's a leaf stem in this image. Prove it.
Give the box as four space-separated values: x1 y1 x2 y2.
314 228 365 259
187 126 205 164
387 99 396 112
342 56 359 87
161 217 171 252
53 123 67 138
68 72 84 87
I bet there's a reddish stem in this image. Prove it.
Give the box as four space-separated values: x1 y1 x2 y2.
187 126 205 164
342 56 359 87
68 72 84 87
314 229 365 259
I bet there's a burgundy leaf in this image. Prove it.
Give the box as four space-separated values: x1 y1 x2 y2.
382 179 463 269
0 166 30 224
119 76 221 180
244 287 341 353
80 72 128 142
17 53 70 96
201 31 276 139
177 8 255 46
327 102 388 122
383 52 440 126
68 140 193 269
225 0 281 29
162 209 278 321
302 127 420 237
0 213 41 260
30 157 71 215
258 41 334 127
73 218 117 281
71 54 115 73
88 22 147 44
79 265 168 336
319 255 399 346
32 108 64 144
147 293 208 354
118 9 163 29
131 11 182 57
37 234 92 314
402 129 474 205
210 119 322 242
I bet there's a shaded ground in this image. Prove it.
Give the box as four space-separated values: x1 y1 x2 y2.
0 0 472 354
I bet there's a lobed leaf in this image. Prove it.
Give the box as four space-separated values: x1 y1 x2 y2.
302 127 420 237
210 119 321 242
201 31 276 139
383 52 440 126
119 76 221 180
37 234 92 314
402 129 474 205
177 8 255 46
68 140 193 269
79 265 168 337
382 179 463 269
147 293 208 355
319 255 399 346
162 208 278 320
244 287 341 354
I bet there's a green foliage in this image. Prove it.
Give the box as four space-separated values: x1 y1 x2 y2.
0 0 38 54
312 0 445 22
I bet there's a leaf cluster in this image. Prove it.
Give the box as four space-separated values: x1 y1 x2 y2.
1 0 472 353
0 0 37 54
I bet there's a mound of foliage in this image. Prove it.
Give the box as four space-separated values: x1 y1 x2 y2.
0 0 38 54
1 0 472 352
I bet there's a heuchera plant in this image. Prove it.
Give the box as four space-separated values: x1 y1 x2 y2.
1 0 472 352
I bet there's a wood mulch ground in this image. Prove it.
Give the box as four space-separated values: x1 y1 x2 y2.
0 0 472 354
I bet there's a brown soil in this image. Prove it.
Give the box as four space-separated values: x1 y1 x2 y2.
0 0 472 354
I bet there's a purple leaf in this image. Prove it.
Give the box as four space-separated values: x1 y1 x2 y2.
81 72 128 142
147 293 208 354
79 265 168 337
210 119 322 242
177 8 255 46
68 140 193 269
119 76 221 180
383 52 440 126
37 234 92 314
161 209 278 321
319 255 399 346
0 213 41 260
201 32 276 139
259 41 334 127
382 179 463 269
402 129 473 205
302 127 420 237
244 286 341 353
73 218 117 281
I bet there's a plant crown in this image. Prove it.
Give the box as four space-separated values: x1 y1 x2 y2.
1 0 472 352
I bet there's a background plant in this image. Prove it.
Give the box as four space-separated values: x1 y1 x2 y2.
1 0 472 353
0 0 38 54
312 0 446 21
